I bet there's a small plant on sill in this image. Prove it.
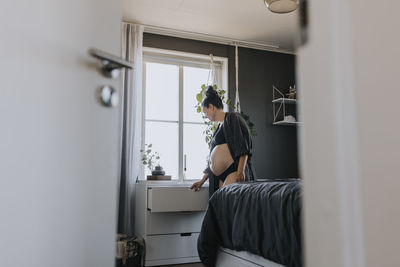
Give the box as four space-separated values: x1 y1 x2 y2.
140 144 161 172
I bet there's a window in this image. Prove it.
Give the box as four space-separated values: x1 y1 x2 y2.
142 48 228 181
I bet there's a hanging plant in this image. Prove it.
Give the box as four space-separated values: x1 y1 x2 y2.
195 84 222 148
196 51 256 149
195 84 256 149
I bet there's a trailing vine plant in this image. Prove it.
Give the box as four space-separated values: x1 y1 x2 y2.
195 84 257 149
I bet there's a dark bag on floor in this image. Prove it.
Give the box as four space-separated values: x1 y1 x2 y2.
116 235 145 267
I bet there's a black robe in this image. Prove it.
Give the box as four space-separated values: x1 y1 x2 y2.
204 112 256 197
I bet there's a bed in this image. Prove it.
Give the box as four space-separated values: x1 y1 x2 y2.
197 179 302 267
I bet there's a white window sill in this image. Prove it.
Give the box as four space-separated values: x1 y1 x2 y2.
136 179 209 187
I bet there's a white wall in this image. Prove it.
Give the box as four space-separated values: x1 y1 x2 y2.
349 1 400 266
298 0 400 266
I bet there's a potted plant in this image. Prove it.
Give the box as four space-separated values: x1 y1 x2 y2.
140 144 164 176
195 84 256 148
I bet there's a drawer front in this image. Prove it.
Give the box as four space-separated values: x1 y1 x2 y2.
146 211 205 235
145 233 200 261
147 187 208 212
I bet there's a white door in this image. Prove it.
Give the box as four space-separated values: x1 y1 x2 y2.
298 0 400 267
0 1 122 267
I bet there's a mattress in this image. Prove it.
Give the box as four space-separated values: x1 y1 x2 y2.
197 180 302 267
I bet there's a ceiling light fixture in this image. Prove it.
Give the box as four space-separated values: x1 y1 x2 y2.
264 0 299 13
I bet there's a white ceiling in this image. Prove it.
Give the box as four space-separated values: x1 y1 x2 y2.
122 0 300 52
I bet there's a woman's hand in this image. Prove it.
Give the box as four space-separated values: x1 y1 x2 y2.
224 171 245 186
235 171 245 182
221 155 248 187
190 180 204 192
190 173 208 192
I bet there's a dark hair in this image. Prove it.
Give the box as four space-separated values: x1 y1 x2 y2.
201 86 223 109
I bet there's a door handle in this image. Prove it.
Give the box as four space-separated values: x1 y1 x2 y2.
88 48 134 78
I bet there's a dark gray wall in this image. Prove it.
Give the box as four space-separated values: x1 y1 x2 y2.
143 33 299 179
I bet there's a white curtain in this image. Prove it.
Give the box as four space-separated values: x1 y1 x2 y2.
118 23 143 235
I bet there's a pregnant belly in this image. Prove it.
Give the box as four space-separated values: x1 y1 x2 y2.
210 144 234 176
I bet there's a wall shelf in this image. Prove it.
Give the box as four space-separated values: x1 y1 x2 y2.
272 98 297 104
272 85 299 126
273 121 300 126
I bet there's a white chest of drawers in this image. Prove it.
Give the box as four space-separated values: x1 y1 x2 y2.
134 181 209 266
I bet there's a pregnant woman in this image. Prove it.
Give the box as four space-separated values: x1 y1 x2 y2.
190 86 255 197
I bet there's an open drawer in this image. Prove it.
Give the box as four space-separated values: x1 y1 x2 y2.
147 187 208 212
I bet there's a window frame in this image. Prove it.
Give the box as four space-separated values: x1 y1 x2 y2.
141 47 228 182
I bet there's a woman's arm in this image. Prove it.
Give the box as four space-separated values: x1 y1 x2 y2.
190 172 209 192
235 154 248 182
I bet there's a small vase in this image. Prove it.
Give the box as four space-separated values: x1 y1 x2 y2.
152 166 165 176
